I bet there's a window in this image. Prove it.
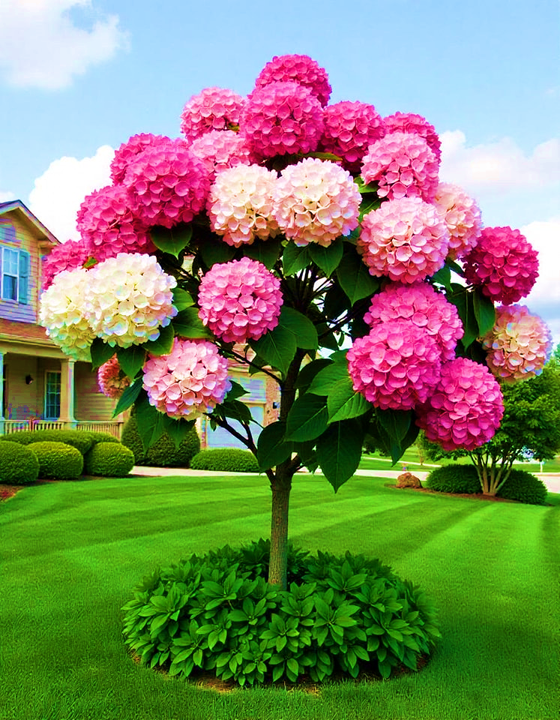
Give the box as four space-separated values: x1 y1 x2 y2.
44 371 61 420
1 247 30 304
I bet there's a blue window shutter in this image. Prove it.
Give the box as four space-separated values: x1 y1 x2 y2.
0 248 2 299
18 250 30 304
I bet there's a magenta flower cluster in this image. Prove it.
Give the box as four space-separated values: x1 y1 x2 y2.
142 338 231 420
254 54 332 106
180 87 245 143
198 258 283 344
463 227 539 305
190 130 252 178
110 133 172 185
364 282 463 362
416 358 504 451
97 356 130 399
433 182 482 260
358 198 449 283
383 112 442 161
42 237 91 290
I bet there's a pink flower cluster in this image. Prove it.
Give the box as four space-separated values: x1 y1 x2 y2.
123 140 211 228
111 133 173 184
361 132 439 202
254 54 332 106
348 321 442 410
190 130 252 178
463 227 539 305
272 158 361 247
198 258 282 343
180 87 245 142
142 338 231 419
77 185 155 262
433 182 482 260
207 165 278 247
416 358 504 451
97 356 131 399
319 101 386 173
358 198 449 283
383 112 442 161
42 238 91 290
241 82 324 159
481 305 552 382
364 282 463 361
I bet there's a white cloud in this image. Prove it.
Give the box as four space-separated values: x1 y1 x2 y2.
28 145 114 240
0 190 16 203
0 0 129 89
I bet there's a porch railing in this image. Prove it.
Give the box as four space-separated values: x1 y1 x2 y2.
0 419 124 439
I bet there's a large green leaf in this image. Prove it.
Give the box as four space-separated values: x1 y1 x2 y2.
308 363 349 396
336 252 380 305
142 324 174 357
447 284 477 349
162 415 196 450
171 287 194 312
151 224 192 258
473 287 496 337
376 408 414 464
431 264 452 291
244 237 282 270
308 238 343 278
285 395 329 442
90 338 115 369
199 236 236 267
358 195 383 221
172 308 212 339
249 325 297 376
117 345 147 380
295 359 333 393
257 421 294 471
135 395 166 451
279 307 318 351
317 419 364 492
327 377 372 423
112 379 144 417
283 243 311 276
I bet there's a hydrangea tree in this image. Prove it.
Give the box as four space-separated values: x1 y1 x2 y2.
40 54 552 589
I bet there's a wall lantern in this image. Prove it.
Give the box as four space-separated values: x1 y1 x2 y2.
25 375 34 385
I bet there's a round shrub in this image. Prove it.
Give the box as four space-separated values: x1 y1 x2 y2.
0 441 39 485
426 464 481 494
0 429 94 455
122 540 441 686
121 413 200 467
190 448 259 473
29 442 84 480
84 442 135 477
497 469 548 505
88 431 121 445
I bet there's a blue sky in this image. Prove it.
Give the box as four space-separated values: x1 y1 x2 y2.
0 0 559 339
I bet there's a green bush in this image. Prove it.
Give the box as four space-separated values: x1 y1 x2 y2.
28 441 84 480
123 540 441 686
87 431 120 445
84 442 135 477
121 414 200 467
0 429 118 455
426 464 481 494
0 441 39 485
190 448 259 473
497 469 548 505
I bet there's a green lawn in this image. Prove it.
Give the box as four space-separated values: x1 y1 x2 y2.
1 474 559 720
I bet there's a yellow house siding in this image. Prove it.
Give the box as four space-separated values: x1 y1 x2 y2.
0 213 40 324
74 363 118 421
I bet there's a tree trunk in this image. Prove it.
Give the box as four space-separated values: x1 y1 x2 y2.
268 463 293 589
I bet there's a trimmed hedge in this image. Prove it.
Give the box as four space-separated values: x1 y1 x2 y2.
0 441 40 485
29 441 84 480
121 414 200 468
190 448 259 473
497 469 548 505
0 429 120 455
426 465 481 494
84 442 135 477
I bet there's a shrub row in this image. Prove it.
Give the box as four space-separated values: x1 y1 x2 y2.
121 414 200 468
190 448 259 473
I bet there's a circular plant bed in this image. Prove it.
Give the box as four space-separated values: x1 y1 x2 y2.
123 540 441 687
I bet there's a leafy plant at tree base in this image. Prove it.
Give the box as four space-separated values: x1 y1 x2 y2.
190 448 259 473
426 465 481 495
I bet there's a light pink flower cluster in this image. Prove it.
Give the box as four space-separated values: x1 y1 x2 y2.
254 54 332 106
463 226 538 305
416 358 504 451
97 356 131 399
123 140 211 228
190 130 253 178
433 182 482 260
319 101 386 173
76 185 155 262
142 338 231 419
207 165 278 247
383 112 441 161
83 253 177 347
111 133 173 184
364 282 463 361
39 268 95 361
198 258 282 343
347 321 442 410
272 158 361 247
180 87 245 143
358 198 449 283
241 82 324 159
361 132 439 202
481 305 553 382
42 238 91 290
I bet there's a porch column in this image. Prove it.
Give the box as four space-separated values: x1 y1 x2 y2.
0 352 4 434
59 359 76 428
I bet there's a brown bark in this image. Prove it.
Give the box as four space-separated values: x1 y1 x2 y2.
268 463 293 589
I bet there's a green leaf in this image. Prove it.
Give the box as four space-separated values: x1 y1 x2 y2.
171 287 194 312
142 324 174 357
295 359 333 393
308 238 344 277
447 284 477 349
244 237 282 270
117 345 147 380
90 338 115 370
283 243 311 276
249 325 297 376
473 287 496 337
308 363 348 396
151 224 192 258
257 421 294 471
431 264 452 291
327 377 373 423
112 379 144 417
358 194 383 221
225 381 248 401
219 399 253 425
376 408 414 464
316 419 364 492
279 307 318 351
162 415 195 450
135 395 166 451
336 251 380 305
172 308 212 340
285 395 329 442
199 235 236 267
354 176 378 194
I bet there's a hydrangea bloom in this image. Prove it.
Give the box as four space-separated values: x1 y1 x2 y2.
207 165 278 247
254 54 331 106
358 198 449 283
416 358 504 451
42 237 91 290
76 185 155 262
463 227 539 305
383 112 441 161
180 87 245 142
110 133 173 184
433 182 482 260
83 253 177 347
123 139 211 228
319 101 386 173
190 130 253 177
39 268 95 361
272 158 361 247
361 132 439 202
364 282 463 361
347 321 442 410
241 82 324 160
481 304 553 382
198 257 282 343
142 338 231 419
97 356 131 399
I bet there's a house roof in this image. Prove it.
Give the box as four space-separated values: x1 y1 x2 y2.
0 200 60 246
